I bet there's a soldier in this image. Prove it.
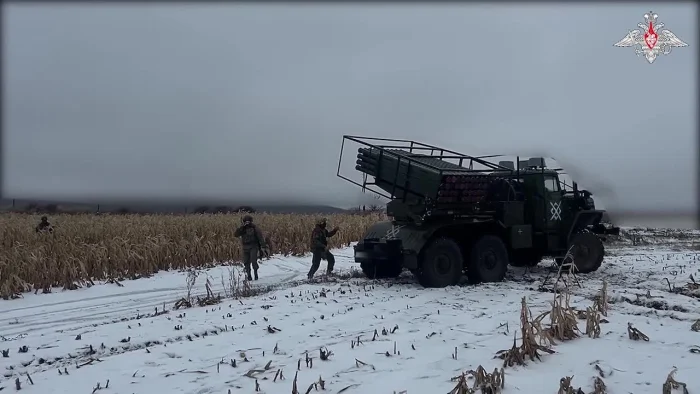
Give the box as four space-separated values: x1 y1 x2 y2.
234 215 269 281
35 216 54 234
308 218 339 280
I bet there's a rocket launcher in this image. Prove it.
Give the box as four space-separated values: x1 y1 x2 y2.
355 147 495 205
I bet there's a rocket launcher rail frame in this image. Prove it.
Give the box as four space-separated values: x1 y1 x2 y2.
337 135 514 203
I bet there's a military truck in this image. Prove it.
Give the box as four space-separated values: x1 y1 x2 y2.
337 136 620 288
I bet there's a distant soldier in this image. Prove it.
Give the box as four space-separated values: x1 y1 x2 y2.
308 218 339 280
35 216 54 234
234 215 268 281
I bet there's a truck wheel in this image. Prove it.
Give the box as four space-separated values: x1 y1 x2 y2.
510 250 543 267
569 232 604 273
360 260 403 279
468 235 509 283
417 238 463 288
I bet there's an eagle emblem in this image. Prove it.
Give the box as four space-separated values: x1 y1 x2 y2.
614 11 688 64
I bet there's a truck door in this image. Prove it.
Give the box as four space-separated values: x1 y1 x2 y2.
543 174 564 249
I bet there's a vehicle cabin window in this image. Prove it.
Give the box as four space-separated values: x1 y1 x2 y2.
544 176 560 192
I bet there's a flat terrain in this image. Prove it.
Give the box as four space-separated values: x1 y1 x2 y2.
1 228 699 393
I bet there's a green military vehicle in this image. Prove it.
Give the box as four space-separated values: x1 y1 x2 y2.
337 136 620 288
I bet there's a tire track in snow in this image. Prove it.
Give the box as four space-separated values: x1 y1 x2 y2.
0 250 357 338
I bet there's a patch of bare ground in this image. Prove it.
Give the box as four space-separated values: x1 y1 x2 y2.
615 294 690 313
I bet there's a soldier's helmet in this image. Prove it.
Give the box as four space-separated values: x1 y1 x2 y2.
41 216 48 222
242 214 253 223
317 217 327 226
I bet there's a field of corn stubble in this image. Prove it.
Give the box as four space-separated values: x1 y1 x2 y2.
0 213 382 299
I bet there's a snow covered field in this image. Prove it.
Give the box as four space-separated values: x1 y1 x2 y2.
2 229 700 393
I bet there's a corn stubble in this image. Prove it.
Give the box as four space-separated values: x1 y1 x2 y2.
558 375 607 394
495 297 555 368
450 365 504 394
493 281 616 392
662 368 689 394
583 280 608 338
0 213 380 299
550 280 691 394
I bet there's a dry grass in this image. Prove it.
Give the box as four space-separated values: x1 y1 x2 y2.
0 212 382 299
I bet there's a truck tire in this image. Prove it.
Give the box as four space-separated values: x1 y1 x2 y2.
468 235 509 283
569 231 604 273
510 250 543 267
360 260 403 279
417 238 463 288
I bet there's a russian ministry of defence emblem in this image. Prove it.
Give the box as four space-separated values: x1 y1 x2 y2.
614 11 688 64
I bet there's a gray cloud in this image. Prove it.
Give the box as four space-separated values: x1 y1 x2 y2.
4 4 696 210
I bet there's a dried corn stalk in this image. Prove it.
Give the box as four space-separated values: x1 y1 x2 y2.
585 306 601 339
545 293 580 341
0 212 383 298
662 368 689 394
469 365 504 394
557 376 584 394
449 366 504 394
448 373 474 394
592 376 607 394
495 297 554 368
594 280 609 316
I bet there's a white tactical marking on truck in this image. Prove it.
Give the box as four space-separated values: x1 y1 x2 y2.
385 225 405 240
550 201 562 221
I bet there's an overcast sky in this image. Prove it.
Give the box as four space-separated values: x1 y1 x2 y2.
4 4 696 210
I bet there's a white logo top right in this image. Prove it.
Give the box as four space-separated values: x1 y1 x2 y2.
614 11 688 64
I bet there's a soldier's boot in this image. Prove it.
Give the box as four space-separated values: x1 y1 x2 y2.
244 266 253 281
254 269 259 281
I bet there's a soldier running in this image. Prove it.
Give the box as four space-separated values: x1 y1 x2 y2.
35 216 54 234
234 215 268 281
308 218 339 280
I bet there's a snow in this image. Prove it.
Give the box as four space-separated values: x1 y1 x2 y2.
2 233 699 394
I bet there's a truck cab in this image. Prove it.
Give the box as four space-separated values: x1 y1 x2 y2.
515 169 567 251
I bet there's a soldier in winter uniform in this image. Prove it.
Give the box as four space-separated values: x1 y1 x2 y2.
234 215 269 281
35 216 54 234
308 218 339 280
